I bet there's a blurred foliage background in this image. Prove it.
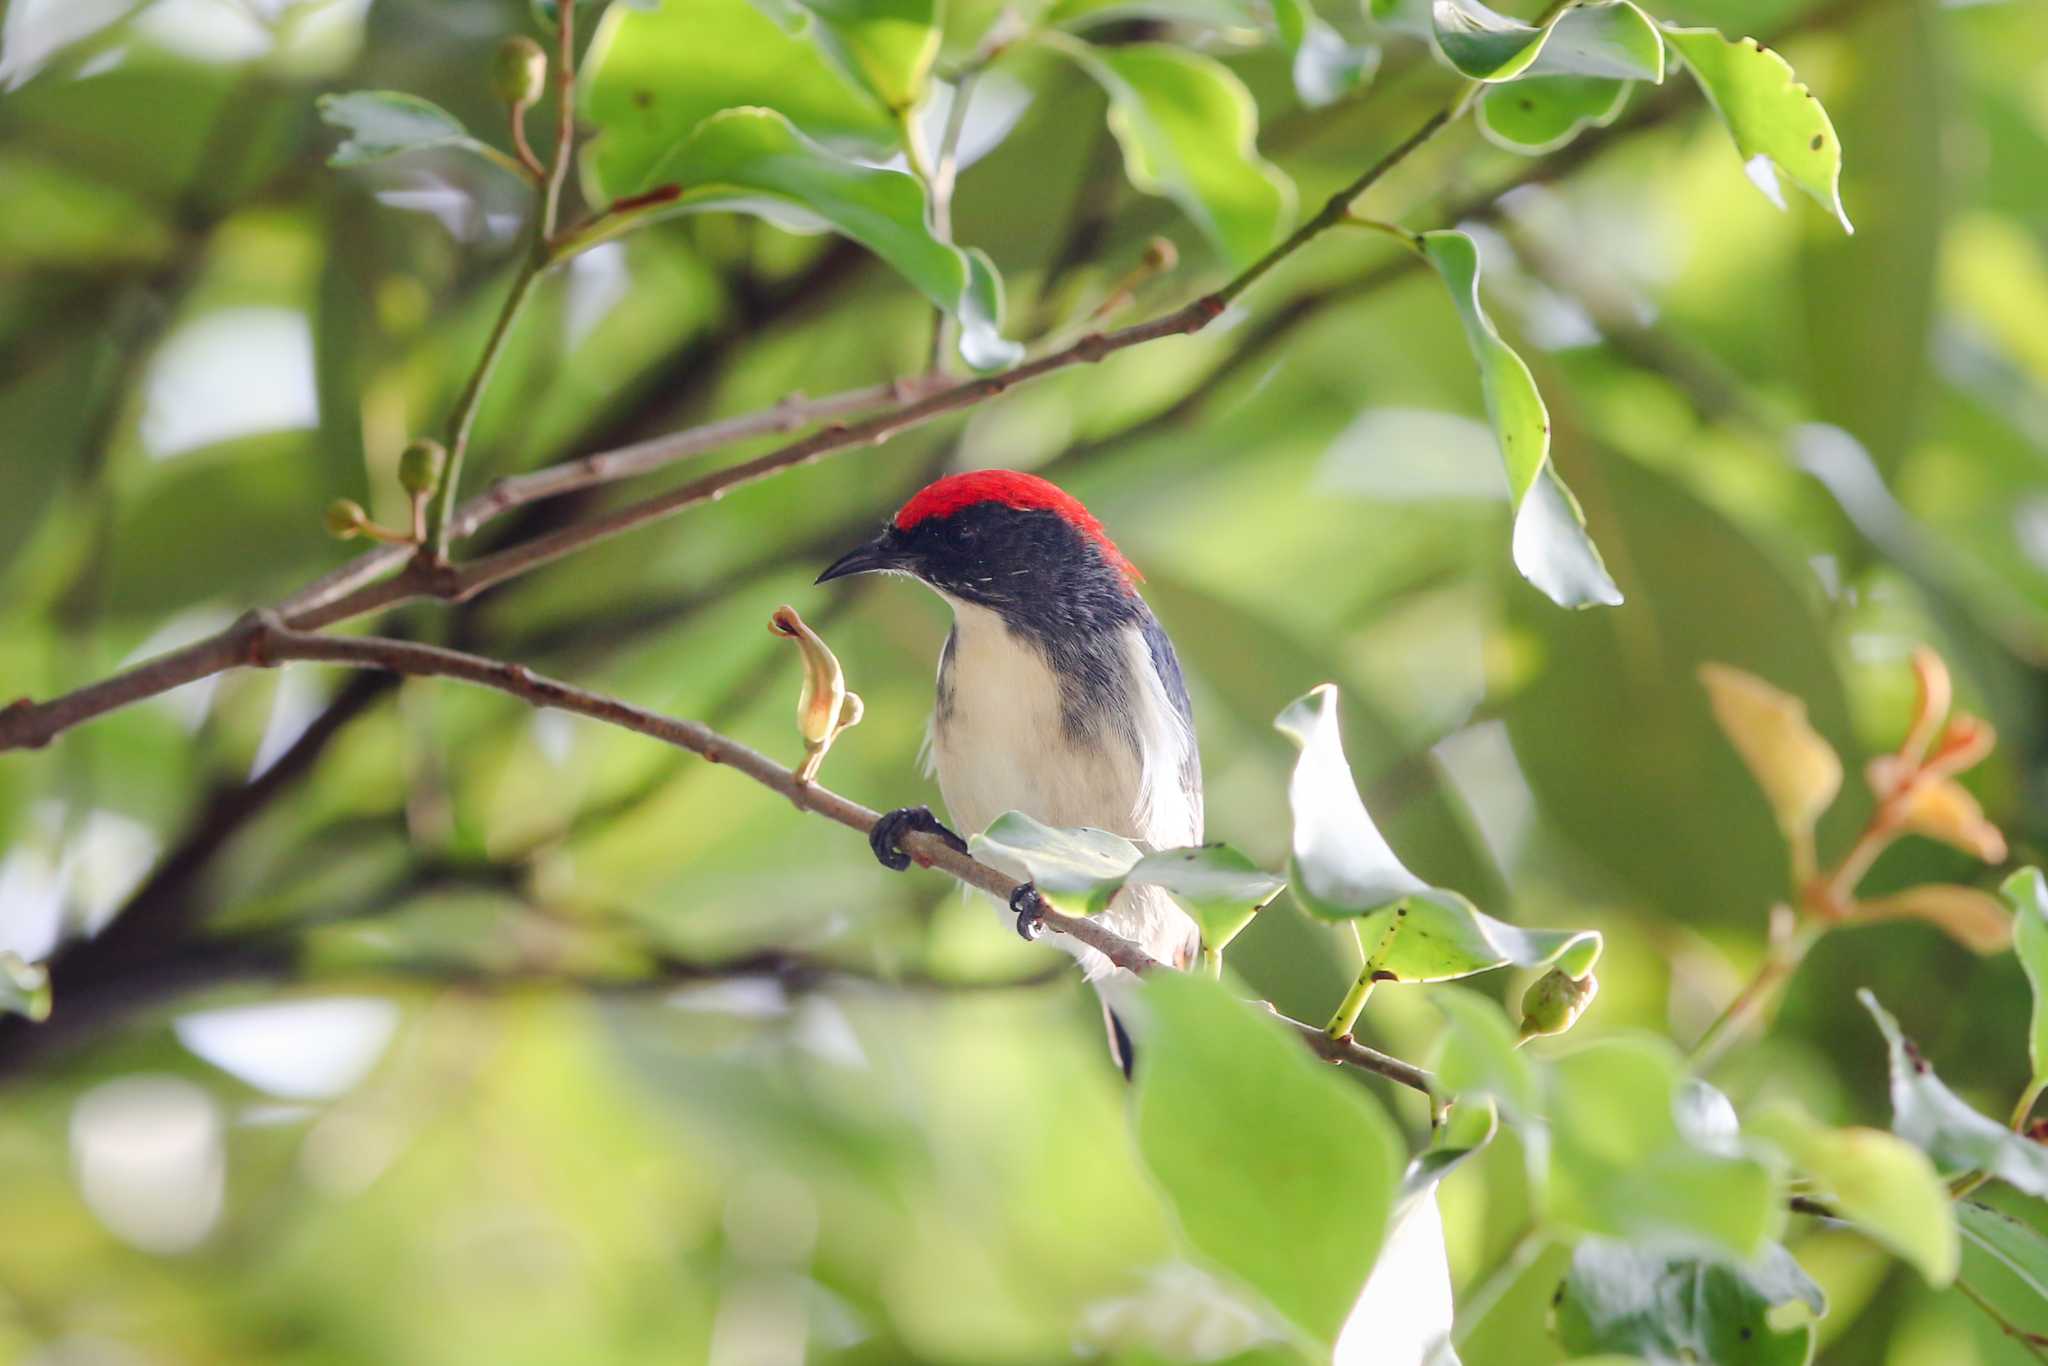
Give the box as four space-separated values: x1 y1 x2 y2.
2 0 2047 1360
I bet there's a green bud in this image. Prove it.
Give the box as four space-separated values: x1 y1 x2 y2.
324 498 368 540
491 34 548 108
398 438 447 495
1518 968 1598 1041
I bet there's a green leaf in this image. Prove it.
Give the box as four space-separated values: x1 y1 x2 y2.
1433 989 1537 1118
1276 685 1602 979
1402 1097 1500 1201
623 108 1015 370
1134 971 1404 1348
1553 1239 1824 1366
1056 40 1292 269
1478 76 1631 156
0 952 50 1023
1661 27 1852 234
2005 868 2048 1086
1431 0 1662 84
1046 0 1376 107
1859 990 2048 1197
1546 1038 1781 1255
1748 1105 1957 1286
316 92 519 177
578 0 897 205
1420 230 1620 609
970 812 1282 950
1958 1200 2048 1303
747 0 940 112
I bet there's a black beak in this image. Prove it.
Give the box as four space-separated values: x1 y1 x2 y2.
815 536 905 585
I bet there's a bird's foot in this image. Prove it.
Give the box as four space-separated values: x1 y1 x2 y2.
869 806 967 872
1009 882 1047 942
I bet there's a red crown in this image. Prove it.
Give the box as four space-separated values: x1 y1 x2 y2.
894 470 1141 584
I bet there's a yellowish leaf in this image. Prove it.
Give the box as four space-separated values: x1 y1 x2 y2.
1699 663 1842 845
1895 778 2007 863
1860 884 2014 955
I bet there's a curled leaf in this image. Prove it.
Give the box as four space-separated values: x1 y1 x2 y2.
1698 663 1841 852
771 604 860 781
1858 884 2013 955
1861 990 2048 1196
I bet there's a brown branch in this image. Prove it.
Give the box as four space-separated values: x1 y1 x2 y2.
214 615 1427 1089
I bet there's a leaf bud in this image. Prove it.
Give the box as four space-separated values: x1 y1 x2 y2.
325 498 369 540
398 438 447 495
1518 968 1598 1041
491 35 548 109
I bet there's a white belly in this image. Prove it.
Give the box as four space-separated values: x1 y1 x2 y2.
928 601 1201 975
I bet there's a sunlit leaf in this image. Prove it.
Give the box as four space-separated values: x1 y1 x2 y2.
1859 884 2012 956
1553 1239 1824 1366
1431 0 1661 83
1860 990 2048 1196
1662 27 1852 234
1047 0 1376 107
1057 39 1292 268
1697 663 1842 850
0 952 50 1023
615 108 1015 369
1277 685 1601 978
1421 230 1620 608
970 811 1280 949
1478 76 1631 156
317 92 517 176
1134 971 1404 1348
578 0 896 204
2006 868 2048 1085
748 0 940 112
1748 1105 1957 1286
1547 1039 1780 1255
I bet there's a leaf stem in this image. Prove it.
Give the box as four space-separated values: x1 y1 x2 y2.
539 0 577 240
1326 907 1405 1038
1689 910 1820 1070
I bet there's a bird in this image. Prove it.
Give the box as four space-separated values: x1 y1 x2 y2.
816 470 1202 1074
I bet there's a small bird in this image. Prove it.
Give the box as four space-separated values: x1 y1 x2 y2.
817 470 1202 1073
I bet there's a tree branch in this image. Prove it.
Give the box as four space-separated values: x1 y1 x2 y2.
208 614 1431 1091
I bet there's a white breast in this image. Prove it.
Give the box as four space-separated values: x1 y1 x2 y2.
927 599 1201 975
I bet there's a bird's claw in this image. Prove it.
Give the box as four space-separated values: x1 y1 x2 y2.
1010 883 1047 942
869 805 966 872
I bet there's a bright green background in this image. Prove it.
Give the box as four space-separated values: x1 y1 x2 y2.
1 0 2046 1361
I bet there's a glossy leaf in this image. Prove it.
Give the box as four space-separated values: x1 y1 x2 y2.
1958 1200 2048 1303
1553 1239 1824 1366
1421 230 1620 608
2006 868 2048 1085
1697 663 1842 849
1478 76 1631 157
1276 686 1602 979
1058 40 1292 269
1749 1105 1957 1286
1431 0 1661 84
1860 991 2048 1196
1859 884 2013 956
1134 971 1404 1348
624 109 1015 370
1662 27 1853 234
1547 1038 1780 1255
317 92 515 175
578 0 896 205
0 952 50 1023
970 811 1282 950
748 0 940 112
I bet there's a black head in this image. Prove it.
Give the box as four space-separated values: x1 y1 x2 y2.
816 470 1145 638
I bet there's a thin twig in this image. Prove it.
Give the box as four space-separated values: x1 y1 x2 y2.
227 615 1428 1089
539 1 576 240
1953 1277 2048 1362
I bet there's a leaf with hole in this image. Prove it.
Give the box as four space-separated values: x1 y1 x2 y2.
1431 0 1662 83
1662 27 1851 233
1478 76 1631 156
1277 685 1601 979
1552 1238 1824 1366
1134 970 1404 1349
1056 39 1292 268
1422 230 1619 609
1860 990 2048 1196
1748 1105 1956 1286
